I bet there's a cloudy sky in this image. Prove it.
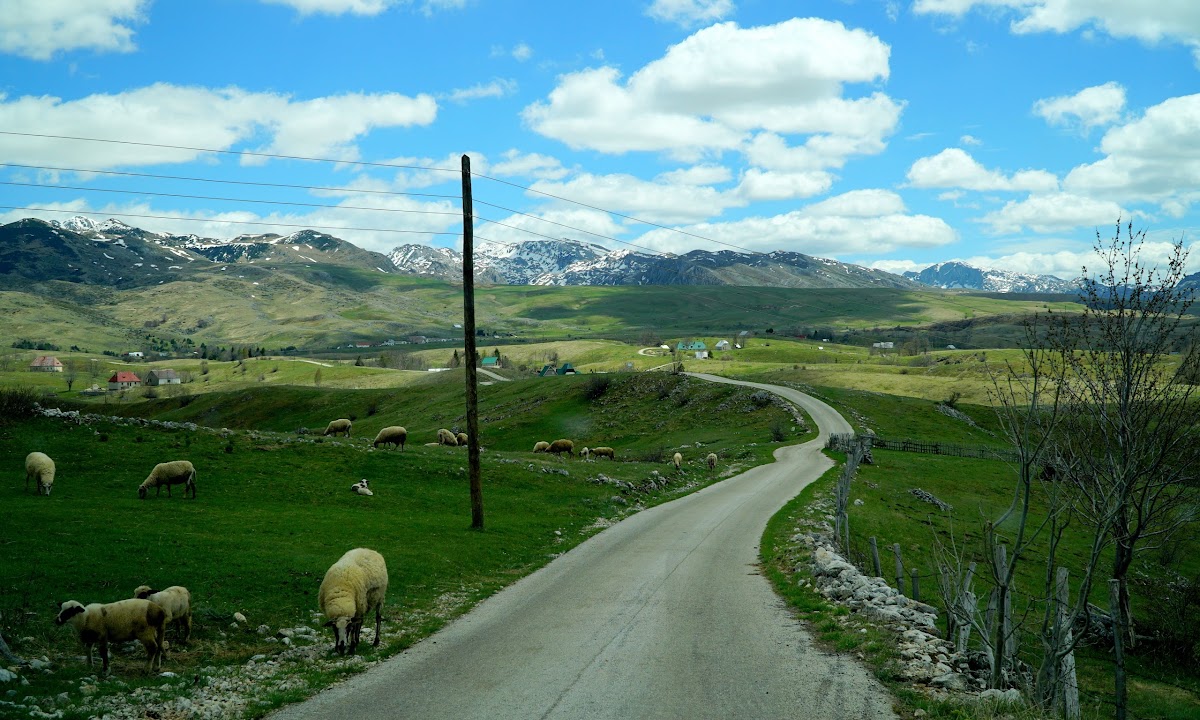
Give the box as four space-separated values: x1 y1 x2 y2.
2 0 1198 279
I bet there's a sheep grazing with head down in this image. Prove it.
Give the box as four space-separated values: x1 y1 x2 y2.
456 432 468 446
319 548 388 655
532 441 550 453
591 446 615 461
372 426 407 450
55 599 166 674
25 452 55 496
707 452 718 472
323 419 353 438
547 439 574 457
133 585 192 643
437 428 458 446
672 452 683 471
138 461 196 499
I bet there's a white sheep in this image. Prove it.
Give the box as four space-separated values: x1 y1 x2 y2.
372 426 407 450
591 446 615 460
455 432 469 446
532 441 550 453
547 439 574 457
579 447 591 460
55 599 166 674
672 452 683 471
133 585 192 643
350 479 374 496
138 461 196 499
437 428 458 446
25 452 55 496
707 452 718 472
319 548 388 655
323 419 353 437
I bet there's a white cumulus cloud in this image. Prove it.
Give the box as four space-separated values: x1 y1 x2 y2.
907 148 1059 192
524 18 900 167
1 0 148 60
979 192 1126 233
645 0 736 28
0 84 437 169
444 79 518 104
1034 81 1126 131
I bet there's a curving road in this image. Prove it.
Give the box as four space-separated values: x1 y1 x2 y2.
271 374 895 720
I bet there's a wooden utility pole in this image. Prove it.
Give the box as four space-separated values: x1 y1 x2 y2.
461 154 484 530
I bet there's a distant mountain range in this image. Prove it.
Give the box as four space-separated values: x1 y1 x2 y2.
0 216 1096 294
902 261 1079 294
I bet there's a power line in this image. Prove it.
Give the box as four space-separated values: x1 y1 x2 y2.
1 206 461 236
1 181 463 218
0 162 461 199
0 131 461 175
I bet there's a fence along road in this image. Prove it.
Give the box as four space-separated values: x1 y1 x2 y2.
270 374 895 720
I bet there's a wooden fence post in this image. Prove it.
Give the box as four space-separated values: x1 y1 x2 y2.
1056 568 1080 720
869 537 882 577
910 569 920 602
1110 579 1126 720
893 543 905 595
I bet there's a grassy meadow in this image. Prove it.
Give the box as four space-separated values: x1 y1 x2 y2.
1 373 805 718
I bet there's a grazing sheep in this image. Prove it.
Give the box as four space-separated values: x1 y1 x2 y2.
133 585 192 643
579 447 591 460
55 599 166 674
323 418 353 437
138 461 196 500
25 452 55 496
672 452 682 471
319 548 388 655
532 441 550 453
547 439 574 457
707 452 718 472
456 432 468 446
591 446 615 461
437 428 458 446
372 426 407 450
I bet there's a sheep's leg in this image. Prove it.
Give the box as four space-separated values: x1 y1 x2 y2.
166 483 172 498
85 644 94 668
182 613 192 642
99 641 110 674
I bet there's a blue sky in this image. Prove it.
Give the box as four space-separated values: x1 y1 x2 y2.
1 0 1198 280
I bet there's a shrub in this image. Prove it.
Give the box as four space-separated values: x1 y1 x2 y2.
770 419 787 442
0 387 40 423
583 375 612 400
750 391 772 408
366 401 379 417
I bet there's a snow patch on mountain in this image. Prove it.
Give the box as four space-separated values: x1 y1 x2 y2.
904 261 1077 294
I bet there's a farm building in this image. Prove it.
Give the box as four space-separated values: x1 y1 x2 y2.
482 356 501 368
107 372 142 391
122 351 145 360
538 363 577 377
146 369 181 386
714 340 731 351
676 341 707 352
29 356 63 372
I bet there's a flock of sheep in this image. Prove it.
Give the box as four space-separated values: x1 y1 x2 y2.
25 415 719 675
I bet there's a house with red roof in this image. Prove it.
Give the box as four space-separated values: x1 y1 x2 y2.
29 356 63 372
107 371 142 391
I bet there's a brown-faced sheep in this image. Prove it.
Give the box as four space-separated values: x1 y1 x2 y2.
138 461 196 499
437 428 458 446
707 452 718 472
319 548 388 655
25 451 54 495
547 439 574 457
133 585 192 643
672 452 683 471
455 432 468 446
372 426 407 450
323 419 353 437
591 446 615 460
55 599 166 674
532 441 550 453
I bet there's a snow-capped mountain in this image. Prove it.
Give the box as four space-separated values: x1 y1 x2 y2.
386 238 924 289
904 261 1078 294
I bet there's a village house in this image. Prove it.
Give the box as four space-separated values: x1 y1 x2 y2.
714 340 731 351
107 371 142 391
408 335 428 345
28 356 63 372
145 369 181 386
122 351 145 360
481 356 501 369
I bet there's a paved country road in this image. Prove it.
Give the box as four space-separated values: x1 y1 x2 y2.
270 374 897 720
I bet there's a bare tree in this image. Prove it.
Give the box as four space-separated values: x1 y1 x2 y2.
1045 221 1200 718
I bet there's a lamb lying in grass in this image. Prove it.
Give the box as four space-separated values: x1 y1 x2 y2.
55 599 166 674
350 479 374 496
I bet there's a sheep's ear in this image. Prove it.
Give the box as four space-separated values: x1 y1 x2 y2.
324 620 336 627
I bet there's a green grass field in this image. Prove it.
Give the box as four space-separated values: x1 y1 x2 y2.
0 374 804 718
